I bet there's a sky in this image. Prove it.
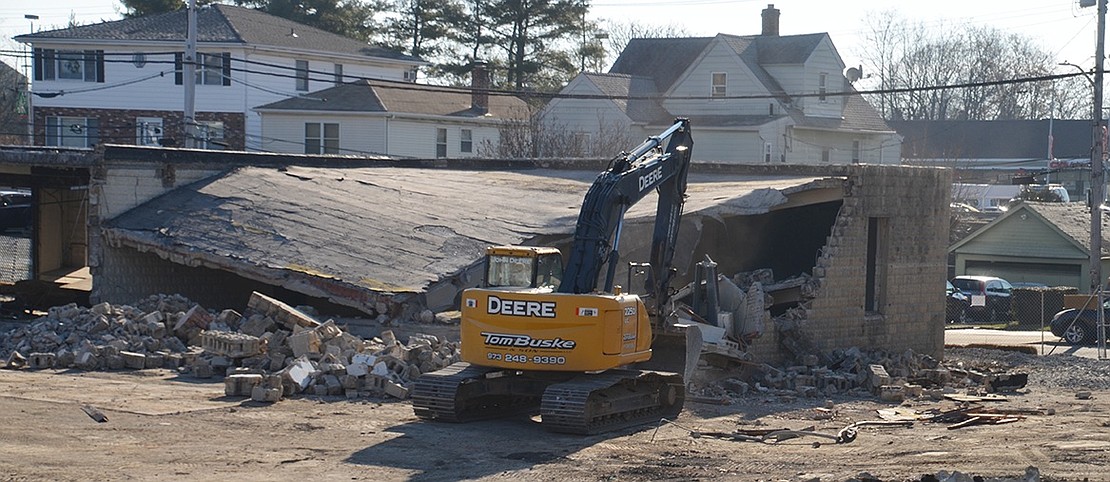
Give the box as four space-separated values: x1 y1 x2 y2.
0 0 1107 78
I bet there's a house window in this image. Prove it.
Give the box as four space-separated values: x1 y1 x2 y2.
865 217 888 313
821 148 830 163
461 129 473 153
35 49 104 82
175 52 231 86
764 142 773 163
404 68 418 82
296 60 309 91
436 128 448 157
196 121 226 150
852 140 861 164
711 72 727 98
305 122 339 154
197 53 228 85
45 116 99 147
136 117 164 146
334 64 344 86
818 72 828 102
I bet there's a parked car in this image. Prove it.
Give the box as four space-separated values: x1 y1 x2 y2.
951 275 1013 322
0 189 32 232
1050 300 1110 345
946 280 970 323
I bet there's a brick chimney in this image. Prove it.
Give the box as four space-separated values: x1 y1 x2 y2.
761 4 780 36
471 60 489 115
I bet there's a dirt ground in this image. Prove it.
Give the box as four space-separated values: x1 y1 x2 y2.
1 349 1108 482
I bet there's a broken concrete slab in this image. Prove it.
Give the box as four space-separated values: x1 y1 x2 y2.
247 292 320 330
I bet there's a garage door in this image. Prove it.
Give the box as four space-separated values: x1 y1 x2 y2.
965 261 1081 289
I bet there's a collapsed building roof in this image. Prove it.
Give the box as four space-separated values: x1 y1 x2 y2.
102 164 842 313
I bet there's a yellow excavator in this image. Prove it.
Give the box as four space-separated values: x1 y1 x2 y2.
412 119 701 434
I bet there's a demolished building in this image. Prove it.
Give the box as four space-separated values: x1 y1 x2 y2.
2 144 951 364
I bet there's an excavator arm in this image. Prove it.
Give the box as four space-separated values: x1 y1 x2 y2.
558 118 693 318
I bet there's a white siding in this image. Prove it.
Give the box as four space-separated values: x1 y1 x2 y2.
538 76 632 139
796 40 845 119
260 113 387 155
663 40 769 116
386 119 502 158
692 130 764 163
259 113 502 158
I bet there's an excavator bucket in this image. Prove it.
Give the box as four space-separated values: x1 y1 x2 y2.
643 324 703 383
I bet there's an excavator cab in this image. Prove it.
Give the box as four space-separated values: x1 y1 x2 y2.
484 246 563 291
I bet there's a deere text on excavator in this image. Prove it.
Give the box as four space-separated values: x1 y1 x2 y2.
412 118 699 434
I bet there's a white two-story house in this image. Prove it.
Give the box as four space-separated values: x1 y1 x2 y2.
17 4 424 151
540 5 900 164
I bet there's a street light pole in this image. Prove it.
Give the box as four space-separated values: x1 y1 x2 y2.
24 14 37 145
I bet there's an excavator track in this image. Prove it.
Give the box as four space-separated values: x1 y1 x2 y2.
411 362 549 423
540 369 684 435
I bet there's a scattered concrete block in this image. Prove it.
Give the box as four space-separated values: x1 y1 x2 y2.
106 355 126 370
251 385 282 403
74 351 98 370
216 309 242 327
384 380 410 399
144 353 164 369
324 375 342 395
239 315 276 337
289 330 321 357
54 349 75 369
879 385 905 402
27 352 55 370
903 384 924 398
346 362 369 377
282 357 316 392
315 320 342 341
225 373 264 397
193 362 214 379
869 364 892 389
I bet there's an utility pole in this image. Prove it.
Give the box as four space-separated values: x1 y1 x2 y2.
183 0 197 148
1089 0 1108 360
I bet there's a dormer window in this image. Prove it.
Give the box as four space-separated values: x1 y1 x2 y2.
711 72 727 98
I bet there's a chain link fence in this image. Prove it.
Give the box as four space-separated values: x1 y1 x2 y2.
947 286 1109 359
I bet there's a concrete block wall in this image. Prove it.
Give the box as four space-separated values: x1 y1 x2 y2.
800 165 952 360
95 246 264 310
93 162 226 221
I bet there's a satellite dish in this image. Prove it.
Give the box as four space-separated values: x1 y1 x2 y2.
844 66 862 83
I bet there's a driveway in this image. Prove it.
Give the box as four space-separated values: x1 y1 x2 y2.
945 327 1108 360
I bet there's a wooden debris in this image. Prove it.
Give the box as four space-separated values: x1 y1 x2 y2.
80 404 108 423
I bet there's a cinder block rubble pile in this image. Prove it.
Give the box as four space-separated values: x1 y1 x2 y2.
0 291 460 403
697 345 1025 403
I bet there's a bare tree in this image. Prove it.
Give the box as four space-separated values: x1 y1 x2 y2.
858 11 1088 121
482 105 636 159
599 20 688 72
